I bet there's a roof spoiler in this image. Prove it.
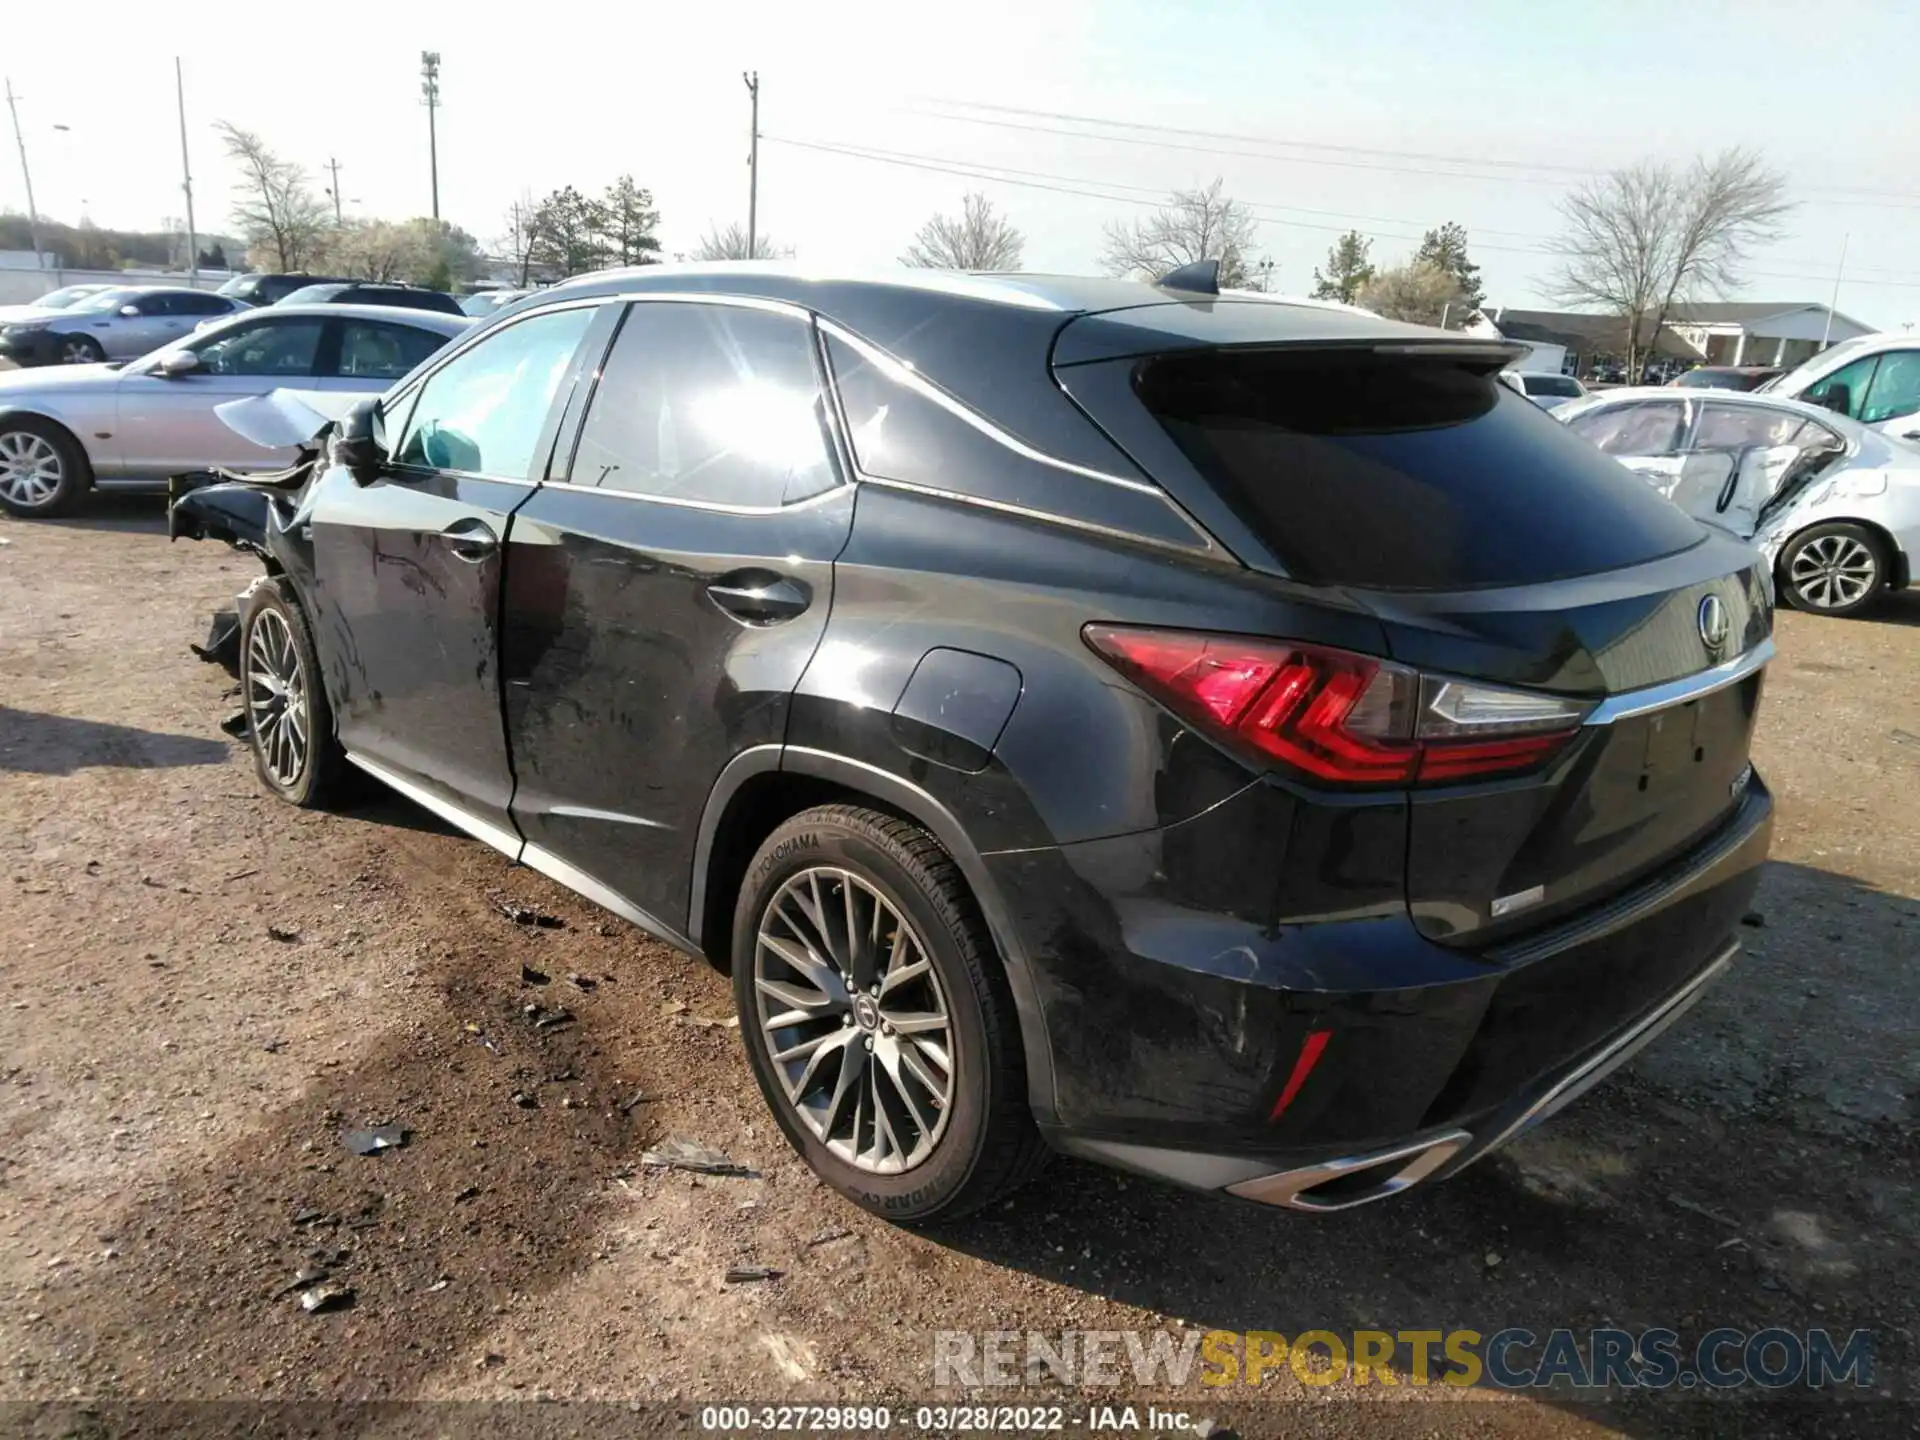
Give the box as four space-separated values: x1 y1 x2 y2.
1155 258 1220 296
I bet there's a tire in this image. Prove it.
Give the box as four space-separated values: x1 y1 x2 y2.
732 805 1047 1225
1778 522 1889 618
0 416 91 518
57 334 105 365
240 579 354 808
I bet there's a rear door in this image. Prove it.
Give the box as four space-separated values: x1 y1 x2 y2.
502 297 853 934
304 302 601 833
1067 343 1770 944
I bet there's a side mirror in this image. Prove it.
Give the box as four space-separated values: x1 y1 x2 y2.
1812 382 1851 416
331 396 388 478
119 304 141 318
156 350 201 378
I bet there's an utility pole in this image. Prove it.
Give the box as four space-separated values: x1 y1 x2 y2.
742 71 759 260
4 78 56 285
326 157 344 225
174 58 198 282
421 51 441 220
1822 232 1849 350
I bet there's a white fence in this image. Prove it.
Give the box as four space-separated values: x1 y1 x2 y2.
0 265 236 306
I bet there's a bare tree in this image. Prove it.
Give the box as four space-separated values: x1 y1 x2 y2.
216 122 329 273
1356 261 1467 327
1099 178 1263 288
1551 149 1793 382
499 193 546 286
691 221 793 261
900 193 1024 271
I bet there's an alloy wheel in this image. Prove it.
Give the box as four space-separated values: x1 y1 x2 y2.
245 608 310 788
59 337 98 364
0 430 64 509
753 867 956 1174
1788 534 1877 611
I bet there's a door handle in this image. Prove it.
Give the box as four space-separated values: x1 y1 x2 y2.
707 572 811 622
438 519 498 563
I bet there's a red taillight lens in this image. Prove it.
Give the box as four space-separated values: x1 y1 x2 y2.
1084 625 1588 788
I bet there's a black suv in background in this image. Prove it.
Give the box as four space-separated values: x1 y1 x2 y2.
276 281 465 316
216 273 353 307
173 266 1774 1224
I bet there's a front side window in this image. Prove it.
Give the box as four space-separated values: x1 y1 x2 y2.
1692 404 1807 454
336 320 447 380
1565 400 1689 457
393 306 595 479
190 318 325 377
1860 350 1920 425
1801 355 1880 419
176 292 232 315
570 302 835 506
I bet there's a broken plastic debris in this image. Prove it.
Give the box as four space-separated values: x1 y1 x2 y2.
533 1007 575 1032
511 1091 538 1109
220 709 250 737
492 895 565 929
299 1282 355 1314
341 1125 406 1156
641 1137 756 1177
568 973 598 992
520 964 551 985
724 1266 783 1284
267 924 300 943
806 1226 853 1247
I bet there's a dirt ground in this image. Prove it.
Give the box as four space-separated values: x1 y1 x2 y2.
0 499 1914 1439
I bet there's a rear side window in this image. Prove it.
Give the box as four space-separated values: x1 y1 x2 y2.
336 320 447 380
1565 400 1689 456
569 301 836 506
1134 350 1702 591
1522 374 1581 398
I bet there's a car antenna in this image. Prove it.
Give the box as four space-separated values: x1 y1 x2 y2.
1155 258 1220 296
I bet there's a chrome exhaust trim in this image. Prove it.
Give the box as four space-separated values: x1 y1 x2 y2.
1226 942 1738 1213
1226 1129 1471 1213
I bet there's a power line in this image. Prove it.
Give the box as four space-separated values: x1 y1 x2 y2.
765 133 1920 291
921 97 1920 207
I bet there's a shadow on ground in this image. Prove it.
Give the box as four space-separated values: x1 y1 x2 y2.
31 491 169 536
0 705 229 774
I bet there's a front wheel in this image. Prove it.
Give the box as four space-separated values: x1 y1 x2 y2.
240 580 354 808
1779 523 1888 618
732 805 1046 1225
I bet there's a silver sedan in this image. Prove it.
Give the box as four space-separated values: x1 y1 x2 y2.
0 303 470 517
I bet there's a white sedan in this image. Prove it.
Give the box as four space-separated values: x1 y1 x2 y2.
1555 386 1920 618
0 303 469 518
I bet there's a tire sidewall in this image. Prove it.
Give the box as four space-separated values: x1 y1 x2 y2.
732 816 994 1222
1780 523 1885 617
241 583 325 806
0 420 88 518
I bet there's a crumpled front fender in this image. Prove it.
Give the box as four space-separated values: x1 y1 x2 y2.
170 480 275 552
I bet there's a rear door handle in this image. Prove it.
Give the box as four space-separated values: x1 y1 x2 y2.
438 518 498 563
707 573 811 622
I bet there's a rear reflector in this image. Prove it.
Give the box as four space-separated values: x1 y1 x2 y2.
1269 1028 1332 1122
1084 625 1590 788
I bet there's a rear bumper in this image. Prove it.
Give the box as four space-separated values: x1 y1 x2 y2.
996 771 1772 1207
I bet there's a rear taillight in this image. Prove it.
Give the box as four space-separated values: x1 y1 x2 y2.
1084 625 1591 788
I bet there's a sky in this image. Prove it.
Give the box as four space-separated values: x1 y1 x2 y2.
4 0 1917 329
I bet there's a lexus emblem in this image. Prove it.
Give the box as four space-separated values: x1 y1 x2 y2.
1697 594 1731 654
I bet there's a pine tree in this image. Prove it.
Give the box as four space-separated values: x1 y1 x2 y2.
1413 221 1485 315
1311 231 1374 304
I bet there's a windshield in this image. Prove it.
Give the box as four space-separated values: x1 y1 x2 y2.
215 276 255 297
1523 374 1582 397
72 288 139 312
279 284 344 304
32 285 106 310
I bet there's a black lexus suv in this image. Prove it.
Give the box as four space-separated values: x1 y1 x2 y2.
172 264 1774 1223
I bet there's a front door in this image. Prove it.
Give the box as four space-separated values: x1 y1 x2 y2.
502 298 854 934
113 313 330 476
303 304 600 833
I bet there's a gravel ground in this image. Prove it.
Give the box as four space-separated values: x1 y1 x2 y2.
0 499 1914 1439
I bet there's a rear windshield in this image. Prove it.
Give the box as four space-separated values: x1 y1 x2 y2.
1133 348 1704 590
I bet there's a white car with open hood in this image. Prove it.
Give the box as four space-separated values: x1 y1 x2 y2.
1555 386 1920 618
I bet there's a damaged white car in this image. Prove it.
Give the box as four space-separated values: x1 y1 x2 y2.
1556 387 1919 618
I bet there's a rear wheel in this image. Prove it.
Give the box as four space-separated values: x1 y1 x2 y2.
1779 523 1888 618
732 805 1046 1225
0 417 90 518
241 580 354 808
57 334 105 364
